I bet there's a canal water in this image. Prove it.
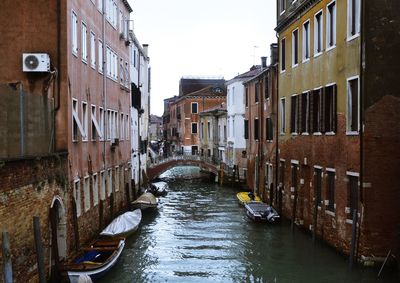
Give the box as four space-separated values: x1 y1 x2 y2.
99 166 398 283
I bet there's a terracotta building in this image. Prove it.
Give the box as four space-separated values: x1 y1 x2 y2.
164 78 226 155
276 0 400 264
0 0 133 280
244 47 278 204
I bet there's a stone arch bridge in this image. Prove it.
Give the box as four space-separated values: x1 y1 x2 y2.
147 155 220 180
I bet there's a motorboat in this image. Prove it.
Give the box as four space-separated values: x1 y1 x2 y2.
236 191 261 205
244 201 280 223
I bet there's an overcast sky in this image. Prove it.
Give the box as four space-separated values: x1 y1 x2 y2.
128 0 277 116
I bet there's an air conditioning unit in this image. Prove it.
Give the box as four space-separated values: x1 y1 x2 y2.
22 53 50 72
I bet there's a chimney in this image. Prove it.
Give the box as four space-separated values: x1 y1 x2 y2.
142 44 149 57
270 43 278 65
261 57 268 68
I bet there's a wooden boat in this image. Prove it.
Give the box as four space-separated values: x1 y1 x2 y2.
131 192 158 210
244 201 280 223
100 209 142 238
64 238 125 281
236 191 261 205
147 181 168 197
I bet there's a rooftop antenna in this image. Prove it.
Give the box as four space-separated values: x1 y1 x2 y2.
252 45 259 65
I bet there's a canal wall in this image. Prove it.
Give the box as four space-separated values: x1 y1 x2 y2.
0 154 68 282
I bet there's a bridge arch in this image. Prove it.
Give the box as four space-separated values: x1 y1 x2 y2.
147 157 219 180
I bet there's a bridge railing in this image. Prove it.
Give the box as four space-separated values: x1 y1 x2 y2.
147 152 222 169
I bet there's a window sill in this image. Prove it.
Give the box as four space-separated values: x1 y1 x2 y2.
292 63 299 68
302 58 310 64
325 131 336 136
72 51 78 58
325 210 335 217
347 33 360 42
291 132 299 136
326 45 336 52
280 10 286 16
313 132 322 136
280 69 286 74
314 52 323 58
301 132 309 136
82 59 88 65
346 131 359 136
91 64 96 70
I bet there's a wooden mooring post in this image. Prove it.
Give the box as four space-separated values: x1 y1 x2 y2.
33 217 46 283
2 231 13 283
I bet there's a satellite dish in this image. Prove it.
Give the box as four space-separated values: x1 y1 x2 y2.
24 55 39 70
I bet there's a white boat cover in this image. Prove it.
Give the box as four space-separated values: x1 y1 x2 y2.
152 181 168 191
100 209 142 237
133 192 158 205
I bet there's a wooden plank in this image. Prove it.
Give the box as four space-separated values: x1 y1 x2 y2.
2 231 13 283
33 217 46 283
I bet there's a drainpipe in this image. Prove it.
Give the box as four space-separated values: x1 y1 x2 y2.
102 0 107 198
275 32 281 214
53 0 61 153
137 52 141 190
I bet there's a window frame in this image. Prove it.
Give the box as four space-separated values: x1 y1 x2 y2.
280 98 286 134
71 10 78 56
81 21 88 64
314 10 324 57
81 101 88 141
302 19 311 62
347 0 361 41
346 76 360 134
191 102 198 114
191 122 198 134
280 37 286 73
90 30 96 69
292 28 299 67
326 0 337 51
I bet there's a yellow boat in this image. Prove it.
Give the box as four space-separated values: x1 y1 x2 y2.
236 192 261 205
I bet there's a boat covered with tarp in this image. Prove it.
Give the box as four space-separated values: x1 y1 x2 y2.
100 209 142 238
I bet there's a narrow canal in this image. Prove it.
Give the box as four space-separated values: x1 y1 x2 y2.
99 167 398 283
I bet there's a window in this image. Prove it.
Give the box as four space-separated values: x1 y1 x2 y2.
125 114 129 140
266 117 273 141
314 11 323 56
119 58 124 85
326 1 336 49
347 77 359 132
119 10 124 34
300 91 310 133
115 167 120 192
83 176 90 212
200 122 204 139
324 84 337 133
280 0 286 14
254 118 259 140
92 173 99 206
245 88 249 106
281 38 286 72
91 105 103 140
191 122 198 134
73 180 81 217
314 167 322 206
292 29 299 66
280 98 286 133
90 31 96 68
326 169 335 211
98 39 103 73
264 76 269 99
120 113 124 140
290 95 300 134
347 0 361 39
125 62 130 87
244 120 249 139
232 118 235 137
265 163 273 191
255 82 259 103
100 171 105 200
347 172 359 219
82 102 88 141
302 20 310 61
71 11 78 56
81 22 88 63
72 99 85 141
107 168 112 196
311 88 323 133
207 121 211 139
99 107 104 141
223 125 226 140
291 162 299 196
191 102 198 114
97 0 103 12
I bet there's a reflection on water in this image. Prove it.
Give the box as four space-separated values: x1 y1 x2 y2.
99 167 398 283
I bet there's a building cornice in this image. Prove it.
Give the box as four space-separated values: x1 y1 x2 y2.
275 0 320 33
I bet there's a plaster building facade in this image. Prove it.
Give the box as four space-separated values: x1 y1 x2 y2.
0 0 136 280
129 30 150 190
276 0 400 263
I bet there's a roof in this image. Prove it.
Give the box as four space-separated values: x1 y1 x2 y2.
226 65 264 84
199 103 227 116
175 85 226 103
179 77 226 96
121 0 133 13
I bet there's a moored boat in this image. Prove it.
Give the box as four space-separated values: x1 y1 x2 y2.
236 191 262 205
147 181 168 197
64 238 125 281
244 201 280 223
131 192 158 210
100 209 142 238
